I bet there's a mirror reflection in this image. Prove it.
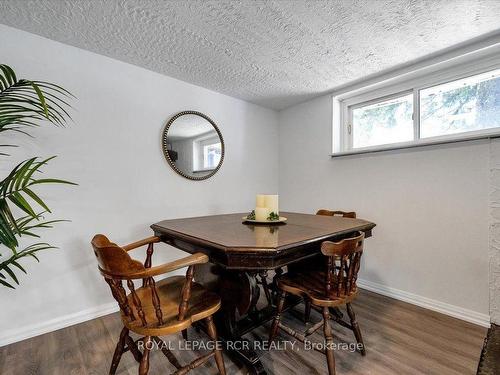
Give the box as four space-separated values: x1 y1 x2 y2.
163 112 224 180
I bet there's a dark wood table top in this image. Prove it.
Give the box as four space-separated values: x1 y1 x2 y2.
152 212 375 270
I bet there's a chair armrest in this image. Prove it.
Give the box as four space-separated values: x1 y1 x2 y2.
122 236 160 251
127 252 209 279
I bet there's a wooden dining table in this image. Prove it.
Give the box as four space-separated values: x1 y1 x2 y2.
151 211 375 374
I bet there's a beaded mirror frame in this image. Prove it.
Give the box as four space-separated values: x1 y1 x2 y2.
162 111 225 181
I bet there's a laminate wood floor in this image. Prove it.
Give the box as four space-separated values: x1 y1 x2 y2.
0 290 487 375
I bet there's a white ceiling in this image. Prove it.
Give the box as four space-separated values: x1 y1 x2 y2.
1 0 500 110
167 114 215 140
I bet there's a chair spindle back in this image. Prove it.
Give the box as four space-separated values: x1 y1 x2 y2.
316 209 357 218
321 232 364 298
92 234 189 329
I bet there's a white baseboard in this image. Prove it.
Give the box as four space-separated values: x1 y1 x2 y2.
358 279 491 328
0 302 119 347
1 279 491 347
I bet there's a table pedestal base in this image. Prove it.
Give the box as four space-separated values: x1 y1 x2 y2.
194 264 300 375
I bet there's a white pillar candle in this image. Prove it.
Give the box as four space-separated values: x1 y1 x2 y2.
256 194 266 208
264 195 279 215
255 207 271 221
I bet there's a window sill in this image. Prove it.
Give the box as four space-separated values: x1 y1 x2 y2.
331 130 500 157
192 168 215 173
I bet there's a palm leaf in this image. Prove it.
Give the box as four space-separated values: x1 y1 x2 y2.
0 156 77 248
0 279 14 289
0 242 57 288
11 260 27 274
2 264 18 285
9 211 66 238
0 64 74 288
0 64 73 137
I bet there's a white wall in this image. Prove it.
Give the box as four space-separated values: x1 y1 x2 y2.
279 95 491 325
170 138 194 175
489 139 500 324
0 24 279 345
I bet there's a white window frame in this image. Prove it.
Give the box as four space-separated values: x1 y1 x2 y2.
345 90 415 150
192 132 220 173
202 141 222 170
333 49 500 156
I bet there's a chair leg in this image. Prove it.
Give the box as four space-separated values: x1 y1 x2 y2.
152 336 182 369
205 315 226 375
181 329 188 341
304 299 311 323
269 291 286 342
322 307 336 375
329 306 344 320
126 335 143 363
346 303 366 356
110 327 128 375
139 336 151 375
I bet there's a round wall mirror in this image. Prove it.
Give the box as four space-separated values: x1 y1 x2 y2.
162 111 224 180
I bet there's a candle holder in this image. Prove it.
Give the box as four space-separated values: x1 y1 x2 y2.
243 194 286 224
243 210 287 224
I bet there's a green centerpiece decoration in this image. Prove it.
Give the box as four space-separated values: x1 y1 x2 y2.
267 211 280 221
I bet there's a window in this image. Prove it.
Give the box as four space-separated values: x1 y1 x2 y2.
192 133 221 172
420 70 500 138
351 93 413 148
203 142 221 169
338 66 500 154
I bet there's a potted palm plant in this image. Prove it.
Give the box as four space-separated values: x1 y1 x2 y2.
0 64 74 288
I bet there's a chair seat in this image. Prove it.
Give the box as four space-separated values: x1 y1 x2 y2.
277 270 358 307
122 276 221 336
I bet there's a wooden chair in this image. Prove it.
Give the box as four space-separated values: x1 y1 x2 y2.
269 232 366 375
91 234 226 375
301 209 357 322
316 209 357 218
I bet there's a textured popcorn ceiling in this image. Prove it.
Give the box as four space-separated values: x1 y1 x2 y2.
1 0 500 110
167 115 214 139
